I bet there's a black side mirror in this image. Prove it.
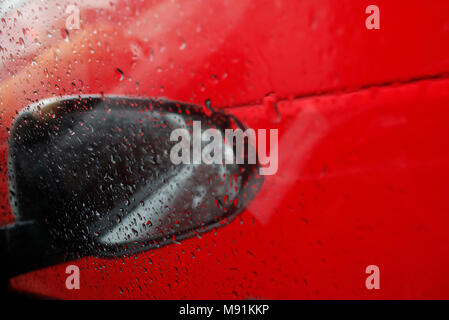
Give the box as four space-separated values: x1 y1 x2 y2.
1 95 263 277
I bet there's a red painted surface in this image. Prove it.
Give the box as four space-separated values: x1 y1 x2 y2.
1 0 449 299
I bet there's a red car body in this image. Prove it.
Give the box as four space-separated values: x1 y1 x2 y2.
1 0 449 299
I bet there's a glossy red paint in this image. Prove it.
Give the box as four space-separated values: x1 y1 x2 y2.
1 0 449 299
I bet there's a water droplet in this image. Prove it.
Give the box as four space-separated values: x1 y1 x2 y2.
179 41 186 51
61 28 69 42
115 68 124 81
